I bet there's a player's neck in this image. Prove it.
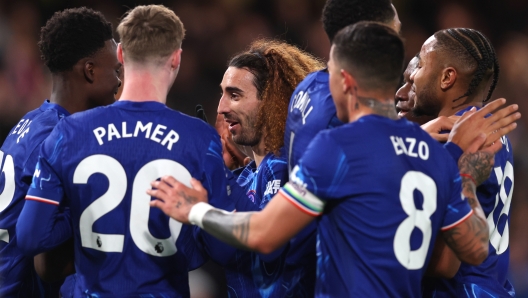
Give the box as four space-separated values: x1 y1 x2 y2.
119 65 172 104
438 92 484 117
348 92 398 122
252 139 267 167
49 76 89 114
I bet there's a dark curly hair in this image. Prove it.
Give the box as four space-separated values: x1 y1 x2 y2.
38 7 113 73
434 28 499 106
322 0 395 42
229 39 324 155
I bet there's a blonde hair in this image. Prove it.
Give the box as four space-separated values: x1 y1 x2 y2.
117 5 185 63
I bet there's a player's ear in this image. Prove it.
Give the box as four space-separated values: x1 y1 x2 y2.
170 49 182 70
341 70 356 94
440 67 457 90
83 61 95 84
117 43 124 65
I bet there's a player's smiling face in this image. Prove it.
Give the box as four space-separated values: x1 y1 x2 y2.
89 39 122 106
396 57 419 118
410 36 443 117
218 66 262 147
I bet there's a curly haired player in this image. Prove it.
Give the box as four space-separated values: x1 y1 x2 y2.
0 7 120 297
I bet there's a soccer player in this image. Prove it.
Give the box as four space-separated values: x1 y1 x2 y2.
412 28 517 298
0 8 120 297
148 22 504 297
214 39 323 297
16 5 229 296
285 0 400 173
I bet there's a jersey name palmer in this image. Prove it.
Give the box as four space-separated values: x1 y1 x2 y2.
390 135 429 160
93 121 179 150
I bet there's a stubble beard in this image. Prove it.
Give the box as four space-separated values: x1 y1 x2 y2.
411 83 443 118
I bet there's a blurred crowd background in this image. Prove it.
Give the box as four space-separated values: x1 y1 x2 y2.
0 0 526 297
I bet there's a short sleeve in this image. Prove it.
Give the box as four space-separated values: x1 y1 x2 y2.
280 132 349 216
441 169 474 231
26 126 66 205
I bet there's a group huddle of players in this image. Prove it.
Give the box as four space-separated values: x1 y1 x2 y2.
0 0 520 297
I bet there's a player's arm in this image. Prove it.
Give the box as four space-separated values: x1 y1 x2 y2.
17 128 72 256
149 177 316 254
440 134 497 265
425 235 460 278
446 98 519 152
34 237 75 282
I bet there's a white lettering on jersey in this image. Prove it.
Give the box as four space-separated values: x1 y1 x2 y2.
264 179 281 196
34 168 41 178
390 136 429 160
291 91 314 125
93 122 179 150
12 119 32 143
500 135 509 152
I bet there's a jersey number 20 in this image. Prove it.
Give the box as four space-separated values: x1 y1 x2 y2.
74 154 191 257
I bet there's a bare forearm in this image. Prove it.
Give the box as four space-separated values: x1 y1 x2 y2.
202 209 257 251
443 178 489 265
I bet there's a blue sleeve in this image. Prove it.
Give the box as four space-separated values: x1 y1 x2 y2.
17 127 72 255
441 165 474 231
281 131 354 217
194 136 237 265
443 142 463 162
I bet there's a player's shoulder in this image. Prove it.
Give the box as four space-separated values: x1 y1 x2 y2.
261 152 288 175
2 103 65 148
292 69 328 95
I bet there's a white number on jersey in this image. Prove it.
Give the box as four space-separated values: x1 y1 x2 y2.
394 171 437 270
0 150 15 243
74 155 190 256
487 161 514 255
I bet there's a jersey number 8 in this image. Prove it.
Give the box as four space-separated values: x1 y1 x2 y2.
74 154 190 257
394 171 437 270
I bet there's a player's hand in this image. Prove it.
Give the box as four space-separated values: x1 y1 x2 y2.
148 176 208 224
215 114 251 169
421 115 459 142
447 98 520 151
457 133 498 186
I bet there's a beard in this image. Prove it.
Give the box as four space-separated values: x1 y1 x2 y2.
230 112 261 147
411 83 442 118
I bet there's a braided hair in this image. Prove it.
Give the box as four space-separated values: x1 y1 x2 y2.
434 28 499 106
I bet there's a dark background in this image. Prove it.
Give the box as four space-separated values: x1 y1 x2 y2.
0 0 527 297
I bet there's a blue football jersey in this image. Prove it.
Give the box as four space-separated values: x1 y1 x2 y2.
17 100 235 297
283 69 339 297
284 69 342 174
281 115 474 297
422 106 515 298
223 153 294 298
0 100 69 297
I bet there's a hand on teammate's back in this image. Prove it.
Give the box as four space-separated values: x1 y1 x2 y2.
214 113 251 169
447 98 520 152
148 176 208 224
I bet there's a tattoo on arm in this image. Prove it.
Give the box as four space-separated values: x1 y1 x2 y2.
357 96 398 120
202 210 256 251
458 151 494 186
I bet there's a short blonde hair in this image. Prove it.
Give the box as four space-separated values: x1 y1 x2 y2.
117 5 185 63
